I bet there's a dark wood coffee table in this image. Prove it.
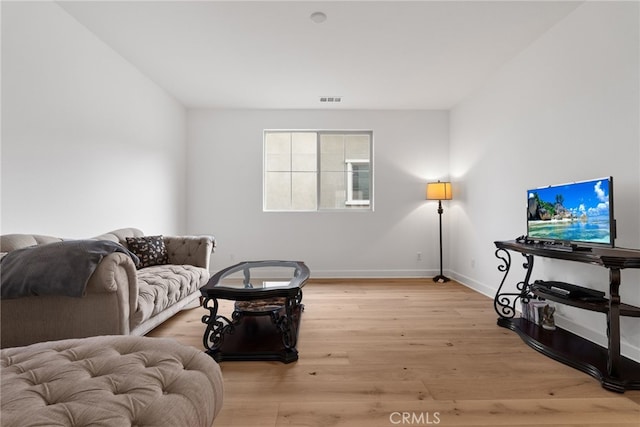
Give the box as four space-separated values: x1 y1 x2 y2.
200 260 309 363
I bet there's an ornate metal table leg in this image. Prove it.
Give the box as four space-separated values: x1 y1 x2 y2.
268 289 304 362
201 297 236 355
494 248 534 318
271 295 298 350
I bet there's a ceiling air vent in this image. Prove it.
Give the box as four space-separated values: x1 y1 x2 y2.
319 96 342 103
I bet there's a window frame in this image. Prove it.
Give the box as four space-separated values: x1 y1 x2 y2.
263 130 374 212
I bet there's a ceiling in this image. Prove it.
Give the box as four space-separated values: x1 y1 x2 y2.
58 1 582 110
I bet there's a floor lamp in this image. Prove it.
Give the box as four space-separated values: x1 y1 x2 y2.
426 181 452 283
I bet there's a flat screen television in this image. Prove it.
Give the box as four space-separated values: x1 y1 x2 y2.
526 177 615 248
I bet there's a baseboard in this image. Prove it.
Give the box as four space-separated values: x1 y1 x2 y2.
448 271 496 299
250 269 441 279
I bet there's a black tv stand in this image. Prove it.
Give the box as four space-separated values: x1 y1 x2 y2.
493 240 640 392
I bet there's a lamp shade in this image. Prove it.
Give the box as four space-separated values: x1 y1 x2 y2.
426 181 452 201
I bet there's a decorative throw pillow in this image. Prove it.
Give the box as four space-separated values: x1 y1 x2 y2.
125 235 168 269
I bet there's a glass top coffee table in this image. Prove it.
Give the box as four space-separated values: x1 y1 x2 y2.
200 260 310 363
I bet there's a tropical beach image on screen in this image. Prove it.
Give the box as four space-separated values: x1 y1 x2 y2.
527 178 612 245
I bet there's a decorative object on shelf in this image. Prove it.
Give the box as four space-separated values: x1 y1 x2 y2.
426 180 452 283
521 300 546 325
541 304 556 330
521 299 556 331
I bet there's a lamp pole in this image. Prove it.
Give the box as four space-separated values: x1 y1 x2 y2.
434 199 449 283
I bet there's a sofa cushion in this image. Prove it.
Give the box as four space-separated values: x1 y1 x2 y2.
126 235 169 268
134 265 208 325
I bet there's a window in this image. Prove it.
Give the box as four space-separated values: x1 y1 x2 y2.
346 160 370 206
264 131 373 211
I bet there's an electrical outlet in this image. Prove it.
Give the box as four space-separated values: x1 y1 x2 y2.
417 252 422 261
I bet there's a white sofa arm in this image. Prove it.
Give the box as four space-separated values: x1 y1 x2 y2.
164 236 215 270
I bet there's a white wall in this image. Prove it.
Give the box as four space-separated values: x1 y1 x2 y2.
187 109 449 276
450 1 640 360
1 1 187 238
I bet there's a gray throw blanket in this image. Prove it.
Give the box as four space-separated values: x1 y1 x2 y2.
1 240 139 299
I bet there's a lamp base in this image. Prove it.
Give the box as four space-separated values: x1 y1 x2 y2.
432 275 450 283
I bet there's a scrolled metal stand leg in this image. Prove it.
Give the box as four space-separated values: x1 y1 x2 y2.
494 248 534 319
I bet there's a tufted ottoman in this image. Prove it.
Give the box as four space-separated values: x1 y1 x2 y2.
1 335 224 427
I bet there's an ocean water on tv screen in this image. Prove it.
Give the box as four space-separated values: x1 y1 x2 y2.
528 217 610 244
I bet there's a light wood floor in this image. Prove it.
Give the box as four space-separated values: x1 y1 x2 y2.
147 279 640 426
